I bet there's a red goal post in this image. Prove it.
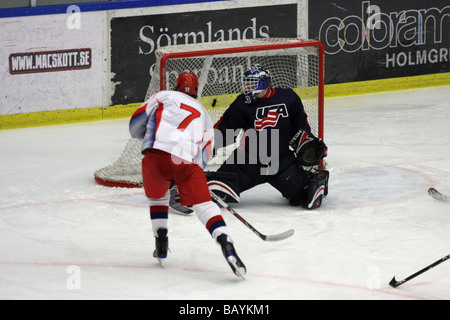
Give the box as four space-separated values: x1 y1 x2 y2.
94 38 325 188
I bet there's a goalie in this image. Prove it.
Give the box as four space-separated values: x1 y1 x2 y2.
206 64 329 209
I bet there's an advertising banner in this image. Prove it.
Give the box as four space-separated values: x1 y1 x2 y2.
110 4 297 105
309 0 450 84
0 11 103 115
9 48 92 75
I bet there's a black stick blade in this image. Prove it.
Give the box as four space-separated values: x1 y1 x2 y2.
428 188 449 202
389 254 450 288
389 276 402 288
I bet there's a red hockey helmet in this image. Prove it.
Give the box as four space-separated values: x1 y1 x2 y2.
176 72 199 97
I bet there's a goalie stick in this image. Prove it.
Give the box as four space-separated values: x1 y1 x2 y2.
210 191 294 242
428 188 449 202
389 253 450 288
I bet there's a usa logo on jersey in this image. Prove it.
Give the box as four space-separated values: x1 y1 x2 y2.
254 104 289 131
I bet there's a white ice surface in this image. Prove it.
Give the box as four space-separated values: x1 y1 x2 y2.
0 86 449 300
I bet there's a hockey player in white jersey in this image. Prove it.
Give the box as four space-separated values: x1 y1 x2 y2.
129 72 246 278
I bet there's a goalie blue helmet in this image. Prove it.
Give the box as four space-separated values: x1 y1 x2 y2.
243 65 272 104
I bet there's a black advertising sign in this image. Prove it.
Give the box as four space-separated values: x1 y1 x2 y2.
308 0 450 84
110 4 297 105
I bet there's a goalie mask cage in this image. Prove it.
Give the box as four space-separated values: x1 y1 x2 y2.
94 38 325 188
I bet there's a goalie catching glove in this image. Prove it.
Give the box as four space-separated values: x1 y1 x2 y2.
289 130 327 166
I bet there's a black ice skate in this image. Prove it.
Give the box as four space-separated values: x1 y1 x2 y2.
216 234 246 279
153 228 168 267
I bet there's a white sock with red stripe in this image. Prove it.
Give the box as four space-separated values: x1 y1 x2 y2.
193 201 231 241
149 190 170 237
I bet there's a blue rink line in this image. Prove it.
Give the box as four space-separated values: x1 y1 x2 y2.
0 0 226 18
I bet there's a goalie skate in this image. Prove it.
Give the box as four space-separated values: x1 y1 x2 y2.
169 187 193 214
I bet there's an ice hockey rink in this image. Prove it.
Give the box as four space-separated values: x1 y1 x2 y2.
0 85 449 301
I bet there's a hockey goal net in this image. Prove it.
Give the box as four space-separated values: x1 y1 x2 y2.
94 38 324 188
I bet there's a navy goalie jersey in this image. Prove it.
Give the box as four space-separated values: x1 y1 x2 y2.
214 88 312 172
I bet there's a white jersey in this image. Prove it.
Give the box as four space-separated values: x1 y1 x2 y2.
129 90 214 169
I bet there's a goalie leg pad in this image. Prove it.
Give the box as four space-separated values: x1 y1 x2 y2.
269 162 310 200
205 171 240 203
308 169 329 196
306 179 325 209
305 170 329 209
289 169 329 209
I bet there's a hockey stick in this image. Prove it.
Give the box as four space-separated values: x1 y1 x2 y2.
210 191 294 242
428 188 449 202
389 253 450 288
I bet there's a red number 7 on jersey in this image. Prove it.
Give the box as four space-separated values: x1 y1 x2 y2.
178 103 201 131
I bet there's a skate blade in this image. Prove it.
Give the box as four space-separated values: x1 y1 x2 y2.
154 251 166 268
227 256 246 279
156 257 165 268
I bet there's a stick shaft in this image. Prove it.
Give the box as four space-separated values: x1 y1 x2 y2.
210 191 294 241
390 254 450 287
